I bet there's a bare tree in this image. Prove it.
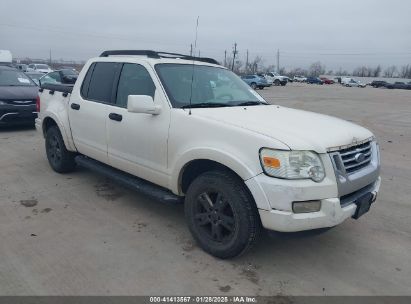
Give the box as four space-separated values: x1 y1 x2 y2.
308 61 326 77
383 65 397 78
224 56 233 69
263 65 276 73
289 67 308 77
278 67 287 75
233 59 243 74
335 68 349 76
399 64 411 78
246 56 263 74
372 65 382 77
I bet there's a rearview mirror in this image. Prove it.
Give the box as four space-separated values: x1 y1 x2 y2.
127 95 161 115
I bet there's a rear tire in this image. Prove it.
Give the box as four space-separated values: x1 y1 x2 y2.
185 170 261 259
274 79 281 86
45 126 76 173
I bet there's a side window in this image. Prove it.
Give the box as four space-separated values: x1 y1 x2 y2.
48 71 62 83
115 63 156 108
80 63 95 98
86 62 121 103
41 72 61 85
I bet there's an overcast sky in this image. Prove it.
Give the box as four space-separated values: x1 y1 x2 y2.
1 0 410 71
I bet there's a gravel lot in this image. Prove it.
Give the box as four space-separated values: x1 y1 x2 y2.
0 83 410 296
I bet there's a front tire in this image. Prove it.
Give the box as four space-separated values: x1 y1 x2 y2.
45 126 76 173
185 170 261 259
250 82 257 90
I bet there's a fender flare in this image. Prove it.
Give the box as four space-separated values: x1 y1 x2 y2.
170 147 260 194
42 113 77 152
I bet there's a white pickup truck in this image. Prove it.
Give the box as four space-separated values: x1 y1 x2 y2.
36 50 381 258
264 72 288 86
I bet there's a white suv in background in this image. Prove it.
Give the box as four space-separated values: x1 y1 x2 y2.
342 77 366 88
27 63 53 74
293 75 307 82
264 72 288 86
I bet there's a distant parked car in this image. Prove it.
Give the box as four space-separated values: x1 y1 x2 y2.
25 72 44 86
320 77 334 84
27 63 53 74
257 73 273 86
370 80 387 88
15 64 28 72
306 77 324 84
60 66 78 72
264 72 287 86
0 65 38 126
39 69 79 85
241 74 269 89
384 82 411 90
293 75 307 82
342 78 366 88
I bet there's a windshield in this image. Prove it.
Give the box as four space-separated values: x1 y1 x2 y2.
155 64 266 108
0 69 35 86
36 64 49 69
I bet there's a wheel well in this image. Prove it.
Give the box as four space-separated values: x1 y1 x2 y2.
42 117 58 137
180 159 242 194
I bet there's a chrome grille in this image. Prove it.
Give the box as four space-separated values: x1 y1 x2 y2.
338 141 372 174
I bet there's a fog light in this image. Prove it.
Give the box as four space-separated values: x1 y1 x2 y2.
292 200 321 213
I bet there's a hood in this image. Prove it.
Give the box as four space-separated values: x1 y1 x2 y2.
192 105 373 153
0 86 39 100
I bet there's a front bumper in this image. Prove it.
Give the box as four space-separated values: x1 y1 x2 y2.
0 105 37 125
246 171 381 232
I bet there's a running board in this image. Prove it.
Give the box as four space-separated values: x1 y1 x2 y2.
75 156 183 204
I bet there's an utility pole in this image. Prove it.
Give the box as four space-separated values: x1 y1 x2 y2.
276 49 280 73
190 44 193 56
224 50 227 67
49 49 52 67
246 49 249 73
231 42 238 71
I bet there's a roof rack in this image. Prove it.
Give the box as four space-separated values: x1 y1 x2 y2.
99 50 219 65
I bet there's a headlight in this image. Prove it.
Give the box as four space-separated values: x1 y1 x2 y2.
259 148 325 182
0 100 7 105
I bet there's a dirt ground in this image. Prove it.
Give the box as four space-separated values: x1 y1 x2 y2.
0 83 410 296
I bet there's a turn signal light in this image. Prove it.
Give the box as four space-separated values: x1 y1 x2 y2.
263 156 281 168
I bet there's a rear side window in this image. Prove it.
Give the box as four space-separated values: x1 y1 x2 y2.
83 62 121 103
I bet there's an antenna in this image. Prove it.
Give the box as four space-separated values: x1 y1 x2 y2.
188 16 199 115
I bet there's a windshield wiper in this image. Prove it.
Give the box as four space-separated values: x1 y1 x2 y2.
235 101 268 106
181 103 233 109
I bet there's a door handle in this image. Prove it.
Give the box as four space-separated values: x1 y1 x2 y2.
71 103 80 110
109 113 122 122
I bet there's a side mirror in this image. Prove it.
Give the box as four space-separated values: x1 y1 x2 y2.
127 95 161 115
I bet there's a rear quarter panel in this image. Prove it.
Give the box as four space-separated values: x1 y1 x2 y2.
38 90 76 151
